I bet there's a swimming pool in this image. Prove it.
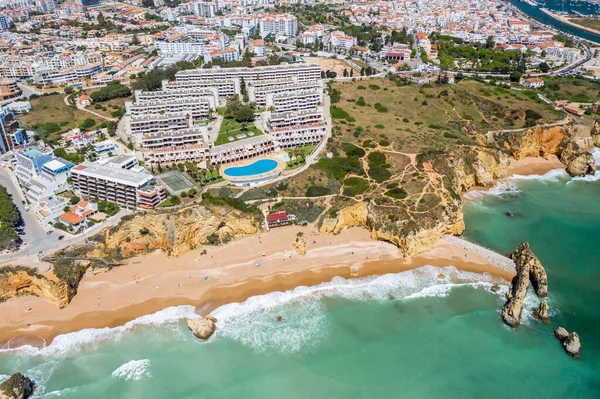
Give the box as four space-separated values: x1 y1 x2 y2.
223 159 278 177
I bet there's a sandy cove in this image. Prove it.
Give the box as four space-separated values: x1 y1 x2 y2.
0 155 561 347
0 224 513 347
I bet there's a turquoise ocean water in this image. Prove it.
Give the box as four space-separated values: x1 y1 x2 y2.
2 152 600 398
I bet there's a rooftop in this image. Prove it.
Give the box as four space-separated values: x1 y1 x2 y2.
72 162 154 187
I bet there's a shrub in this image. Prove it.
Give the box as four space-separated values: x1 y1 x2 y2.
368 151 387 167
375 124 385 129
306 185 330 197
357 85 366 89
379 139 390 146
368 166 392 183
341 142 366 157
374 103 388 113
384 187 408 199
330 105 352 120
342 177 369 196
402 118 409 123
356 96 366 106
369 84 381 90
524 109 542 121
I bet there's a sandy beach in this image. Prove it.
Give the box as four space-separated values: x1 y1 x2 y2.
1 156 560 348
507 155 564 177
0 224 513 347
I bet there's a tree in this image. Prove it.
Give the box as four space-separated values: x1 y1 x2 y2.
240 77 249 103
485 35 495 49
234 106 256 123
70 196 81 205
539 62 550 73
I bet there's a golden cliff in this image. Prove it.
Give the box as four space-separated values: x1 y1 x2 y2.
91 204 261 259
0 267 74 308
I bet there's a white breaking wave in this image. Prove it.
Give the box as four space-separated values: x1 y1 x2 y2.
210 266 505 353
111 359 151 381
0 306 198 357
568 148 600 184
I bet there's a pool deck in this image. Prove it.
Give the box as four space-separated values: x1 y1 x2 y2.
220 153 287 184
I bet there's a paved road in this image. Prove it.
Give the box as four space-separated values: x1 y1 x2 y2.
0 166 130 270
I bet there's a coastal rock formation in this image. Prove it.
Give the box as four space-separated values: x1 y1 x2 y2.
491 121 596 177
501 252 531 328
187 315 217 340
564 153 596 177
0 372 35 399
533 300 550 323
0 267 74 309
448 147 510 192
89 204 261 259
509 242 548 298
493 124 568 160
292 233 307 256
554 327 581 359
501 243 548 327
319 200 465 259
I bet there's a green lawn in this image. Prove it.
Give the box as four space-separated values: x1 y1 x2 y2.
214 117 263 146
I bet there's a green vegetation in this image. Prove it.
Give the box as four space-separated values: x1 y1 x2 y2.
435 38 527 73
158 195 181 207
0 186 19 250
134 61 199 91
374 103 388 113
538 76 600 103
341 142 366 157
90 81 131 103
306 185 331 197
342 177 369 196
330 105 354 122
315 156 362 180
98 201 119 216
384 187 408 199
53 147 85 165
17 94 99 144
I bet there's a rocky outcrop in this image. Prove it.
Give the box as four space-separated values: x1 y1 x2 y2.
0 267 74 309
448 147 511 192
493 124 569 160
187 315 217 340
87 204 261 259
564 153 596 177
501 243 548 327
0 372 35 399
492 121 597 177
501 251 531 328
509 242 548 298
554 327 581 359
319 200 465 259
292 233 307 256
533 300 549 323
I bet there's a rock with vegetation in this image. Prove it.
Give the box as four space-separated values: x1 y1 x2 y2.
554 327 581 359
0 266 75 309
84 203 261 259
0 372 35 399
293 232 307 256
533 300 550 323
187 315 217 340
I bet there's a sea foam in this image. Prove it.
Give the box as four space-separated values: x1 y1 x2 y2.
0 305 198 357
111 359 152 381
210 266 505 352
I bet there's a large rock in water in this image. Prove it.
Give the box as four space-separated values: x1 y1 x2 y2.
510 242 548 298
501 243 548 327
533 300 550 323
565 153 596 177
187 316 217 340
0 372 35 399
554 327 581 359
501 253 531 328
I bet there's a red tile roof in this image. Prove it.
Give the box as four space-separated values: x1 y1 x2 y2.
266 212 288 222
59 212 84 225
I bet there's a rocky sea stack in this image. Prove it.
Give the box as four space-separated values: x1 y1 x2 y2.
533 300 550 323
0 372 35 399
554 327 581 359
187 316 217 340
501 243 548 327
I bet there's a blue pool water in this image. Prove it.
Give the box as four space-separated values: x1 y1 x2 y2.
224 159 278 177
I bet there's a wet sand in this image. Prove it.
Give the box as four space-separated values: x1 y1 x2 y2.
0 226 512 347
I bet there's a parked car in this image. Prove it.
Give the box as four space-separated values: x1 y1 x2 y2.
58 235 65 241
46 231 53 235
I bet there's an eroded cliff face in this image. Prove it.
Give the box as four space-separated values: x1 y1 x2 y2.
0 268 74 308
93 204 261 258
448 147 511 192
319 200 465 259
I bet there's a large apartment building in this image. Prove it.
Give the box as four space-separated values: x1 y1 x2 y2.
129 112 191 138
70 162 167 210
0 105 26 153
174 64 322 84
247 79 322 108
141 127 211 167
264 88 322 113
265 109 327 148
